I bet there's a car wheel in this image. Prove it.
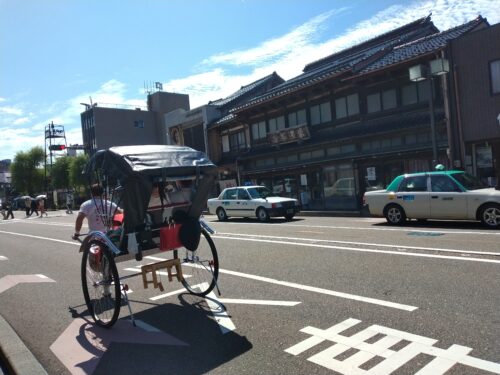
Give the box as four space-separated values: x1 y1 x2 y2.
479 203 500 229
216 208 228 221
384 204 406 225
257 207 269 222
284 214 294 221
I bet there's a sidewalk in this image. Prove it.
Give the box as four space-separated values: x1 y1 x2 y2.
0 314 47 375
298 207 371 217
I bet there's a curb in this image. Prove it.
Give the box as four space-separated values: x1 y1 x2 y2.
297 210 368 217
0 314 47 375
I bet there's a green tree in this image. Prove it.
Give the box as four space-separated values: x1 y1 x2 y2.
69 154 89 190
10 147 45 194
51 156 71 189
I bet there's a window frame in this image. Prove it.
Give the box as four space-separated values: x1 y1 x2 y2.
229 130 246 151
335 93 359 119
251 120 267 140
490 59 500 95
310 101 332 125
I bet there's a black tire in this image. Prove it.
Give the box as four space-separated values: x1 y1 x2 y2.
257 207 269 222
284 214 294 221
181 229 219 296
384 204 406 225
216 207 228 221
81 240 121 328
479 203 500 229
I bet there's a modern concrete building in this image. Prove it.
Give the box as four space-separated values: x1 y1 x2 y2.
80 91 189 155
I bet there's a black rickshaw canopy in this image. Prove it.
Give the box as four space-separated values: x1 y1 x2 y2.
84 145 217 234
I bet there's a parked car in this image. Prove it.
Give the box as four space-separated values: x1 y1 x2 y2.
207 185 300 222
363 170 500 228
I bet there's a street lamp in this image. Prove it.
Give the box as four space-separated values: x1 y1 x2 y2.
409 58 449 167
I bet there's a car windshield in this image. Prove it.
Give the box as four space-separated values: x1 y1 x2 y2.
247 187 272 199
450 172 486 190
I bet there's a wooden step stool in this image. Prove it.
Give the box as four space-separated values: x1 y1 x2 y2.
141 259 183 292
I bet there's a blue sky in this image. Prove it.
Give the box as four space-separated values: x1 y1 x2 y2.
1 0 499 161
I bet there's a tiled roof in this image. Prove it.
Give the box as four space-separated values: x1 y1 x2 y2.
232 15 486 113
303 15 436 72
214 113 236 126
356 16 486 75
232 16 437 112
208 72 284 108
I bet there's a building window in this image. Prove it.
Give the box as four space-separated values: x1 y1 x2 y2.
251 121 266 140
367 93 381 113
383 89 397 109
491 60 500 94
367 88 397 112
222 135 230 152
134 120 145 128
288 109 307 127
310 101 332 125
269 116 285 133
335 93 359 119
402 81 430 105
229 131 246 151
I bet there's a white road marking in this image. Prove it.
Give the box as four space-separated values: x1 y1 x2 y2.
0 274 56 294
216 221 500 236
216 268 417 311
212 234 500 264
149 286 188 301
285 318 500 374
0 255 7 260
217 232 500 256
137 257 416 311
203 283 236 334
218 298 301 306
0 230 78 246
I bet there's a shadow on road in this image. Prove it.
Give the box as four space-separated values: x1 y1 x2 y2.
71 293 252 375
371 219 492 231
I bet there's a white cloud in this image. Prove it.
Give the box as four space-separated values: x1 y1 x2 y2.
12 117 30 125
0 105 23 116
202 8 349 67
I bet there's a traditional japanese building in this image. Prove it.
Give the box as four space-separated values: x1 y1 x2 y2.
208 15 491 210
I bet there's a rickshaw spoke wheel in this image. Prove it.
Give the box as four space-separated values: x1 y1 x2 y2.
81 240 121 328
181 229 219 296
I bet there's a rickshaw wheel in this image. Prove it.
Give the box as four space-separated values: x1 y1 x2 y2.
181 229 219 296
81 240 121 328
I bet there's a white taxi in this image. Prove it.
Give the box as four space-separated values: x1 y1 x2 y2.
363 170 500 228
207 185 300 222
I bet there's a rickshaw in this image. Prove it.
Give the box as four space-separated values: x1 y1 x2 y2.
76 145 219 328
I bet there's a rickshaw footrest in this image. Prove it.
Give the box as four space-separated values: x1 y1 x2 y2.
141 259 183 291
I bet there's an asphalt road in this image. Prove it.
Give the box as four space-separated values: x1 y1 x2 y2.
0 211 499 374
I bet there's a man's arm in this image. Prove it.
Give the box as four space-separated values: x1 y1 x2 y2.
73 212 86 239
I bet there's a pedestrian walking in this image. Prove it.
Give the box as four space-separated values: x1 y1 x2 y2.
30 198 39 217
24 196 31 216
37 196 48 217
4 197 14 219
66 190 74 214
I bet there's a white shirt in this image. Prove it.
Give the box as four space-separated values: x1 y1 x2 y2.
79 198 119 232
